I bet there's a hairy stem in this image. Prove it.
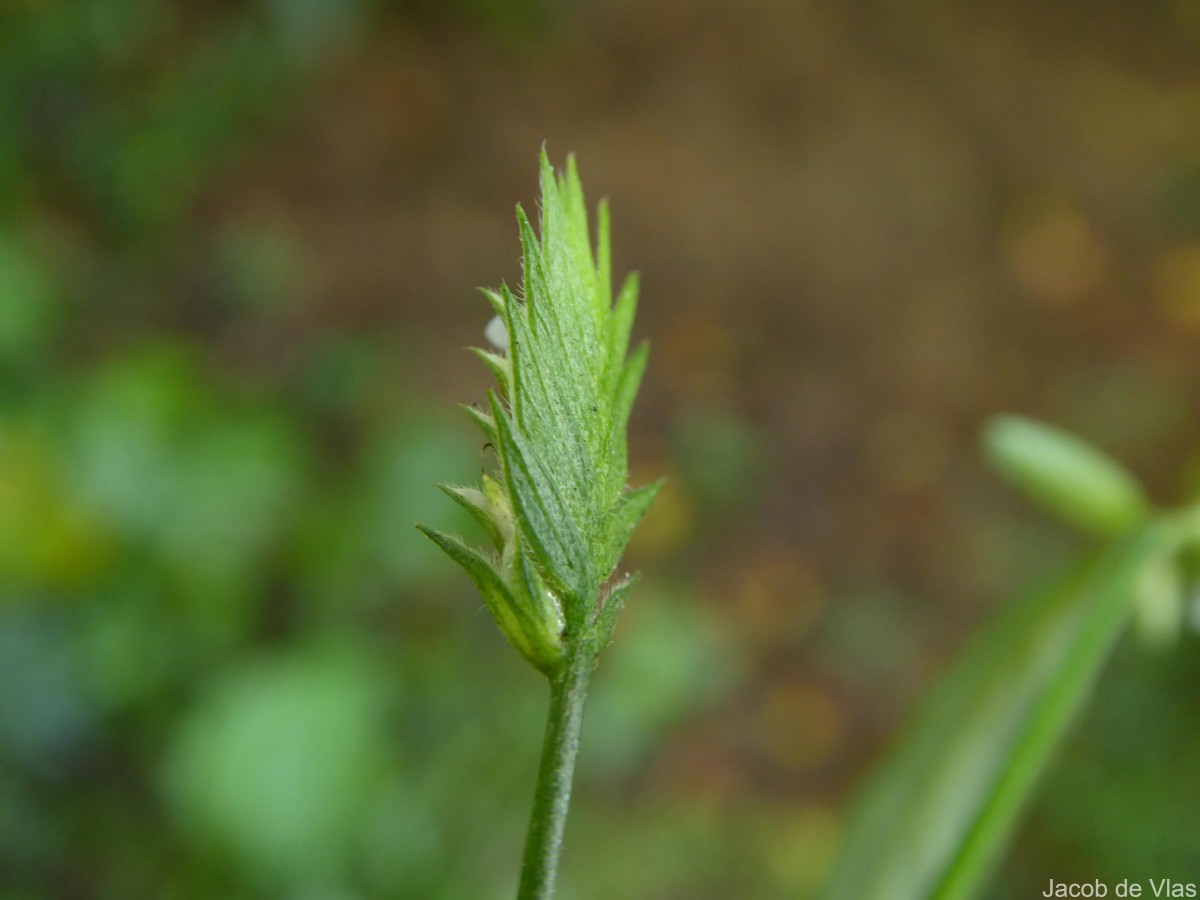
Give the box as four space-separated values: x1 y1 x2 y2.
517 642 594 899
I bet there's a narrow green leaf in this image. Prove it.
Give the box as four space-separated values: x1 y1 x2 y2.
596 198 612 305
517 202 594 442
821 521 1181 900
609 272 639 386
560 156 592 268
595 571 640 647
512 537 567 642
516 206 555 341
416 525 563 673
489 391 589 601
416 525 534 658
470 347 512 397
613 341 649 431
480 286 507 318
615 479 664 533
459 403 496 443
608 340 650 480
497 282 523 423
603 479 664 573
436 483 504 551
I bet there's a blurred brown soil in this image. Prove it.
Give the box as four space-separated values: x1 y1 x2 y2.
216 0 1200 797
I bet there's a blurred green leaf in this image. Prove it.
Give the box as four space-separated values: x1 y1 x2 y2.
0 610 97 773
670 404 765 516
0 235 59 367
822 520 1182 900
66 343 210 537
983 415 1147 537
77 578 177 711
63 342 310 639
582 586 737 777
213 216 313 313
162 640 388 887
0 428 111 591
296 415 479 615
264 0 365 59
1025 646 1200 878
154 408 308 606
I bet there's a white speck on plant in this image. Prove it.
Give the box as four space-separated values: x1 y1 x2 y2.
485 314 510 353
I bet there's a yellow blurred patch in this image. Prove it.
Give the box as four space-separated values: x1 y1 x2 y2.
755 680 843 773
763 805 841 895
628 464 693 559
863 408 953 495
734 545 824 645
0 432 114 593
1005 205 1107 306
659 312 739 402
1154 242 1200 331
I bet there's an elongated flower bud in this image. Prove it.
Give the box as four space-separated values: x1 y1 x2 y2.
982 415 1147 537
419 152 661 674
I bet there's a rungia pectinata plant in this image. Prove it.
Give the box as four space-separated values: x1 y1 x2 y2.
418 152 661 899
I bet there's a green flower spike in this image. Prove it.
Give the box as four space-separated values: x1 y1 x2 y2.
418 152 662 676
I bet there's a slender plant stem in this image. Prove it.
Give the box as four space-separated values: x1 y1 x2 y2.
517 642 594 899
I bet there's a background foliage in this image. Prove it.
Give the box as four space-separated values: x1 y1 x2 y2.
3 1 1200 897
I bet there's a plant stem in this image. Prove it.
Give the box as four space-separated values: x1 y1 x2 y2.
517 642 594 899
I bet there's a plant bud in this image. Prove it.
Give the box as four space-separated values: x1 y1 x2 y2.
983 415 1147 536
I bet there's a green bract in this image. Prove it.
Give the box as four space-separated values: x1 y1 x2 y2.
418 153 661 675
